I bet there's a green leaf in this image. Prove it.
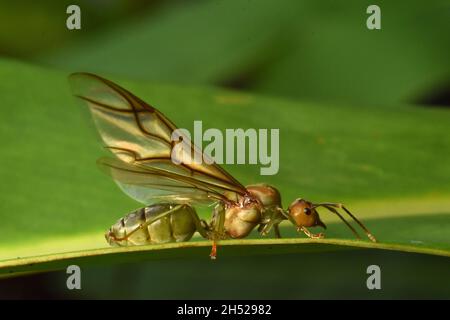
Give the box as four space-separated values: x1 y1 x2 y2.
2 212 450 277
0 59 449 276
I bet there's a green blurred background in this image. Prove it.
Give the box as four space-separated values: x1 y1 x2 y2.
0 0 449 299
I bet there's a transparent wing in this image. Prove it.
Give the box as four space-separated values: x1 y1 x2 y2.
69 72 247 205
97 157 229 205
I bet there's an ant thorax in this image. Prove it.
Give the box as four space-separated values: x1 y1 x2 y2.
246 184 282 208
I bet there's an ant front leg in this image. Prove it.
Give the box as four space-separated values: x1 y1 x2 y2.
299 226 324 240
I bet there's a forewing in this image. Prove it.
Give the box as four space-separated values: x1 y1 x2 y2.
69 73 247 204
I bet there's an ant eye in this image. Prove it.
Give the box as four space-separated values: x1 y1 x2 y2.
304 208 311 215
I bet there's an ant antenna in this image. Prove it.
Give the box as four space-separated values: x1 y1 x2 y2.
312 203 377 242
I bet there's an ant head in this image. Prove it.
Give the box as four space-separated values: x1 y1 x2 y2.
287 198 326 229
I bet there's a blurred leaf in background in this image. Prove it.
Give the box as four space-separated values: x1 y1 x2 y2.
251 0 450 105
0 0 163 58
37 0 296 84
10 0 446 106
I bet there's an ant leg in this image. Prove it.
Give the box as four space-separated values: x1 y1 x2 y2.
209 203 226 260
274 224 282 238
258 221 271 236
299 226 324 239
188 211 211 240
257 224 265 233
260 208 285 238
